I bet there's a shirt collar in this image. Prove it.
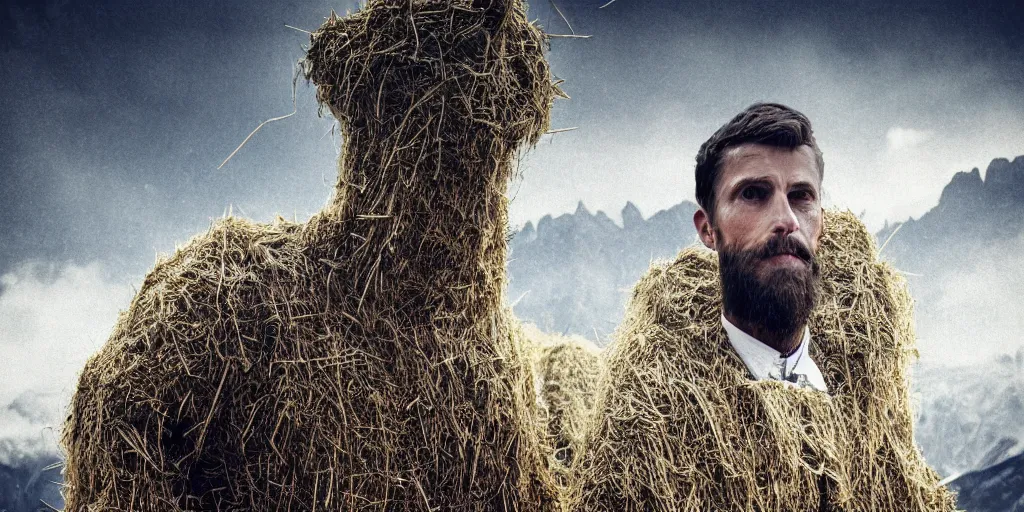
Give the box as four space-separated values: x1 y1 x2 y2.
721 314 829 393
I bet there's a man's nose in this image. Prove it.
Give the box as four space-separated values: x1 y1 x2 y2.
769 192 800 236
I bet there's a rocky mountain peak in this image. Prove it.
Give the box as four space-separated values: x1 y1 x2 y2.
938 167 983 206
535 214 554 237
518 221 536 243
574 201 590 216
622 201 644 230
985 157 1024 191
593 210 615 226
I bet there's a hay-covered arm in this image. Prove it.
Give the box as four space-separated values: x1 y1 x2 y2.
811 215 959 511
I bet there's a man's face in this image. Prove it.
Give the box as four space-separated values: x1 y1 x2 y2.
693 143 824 338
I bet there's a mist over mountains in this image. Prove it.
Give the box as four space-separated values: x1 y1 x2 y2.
914 352 1024 479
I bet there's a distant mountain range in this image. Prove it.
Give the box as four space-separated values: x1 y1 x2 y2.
508 200 699 340
509 155 1024 341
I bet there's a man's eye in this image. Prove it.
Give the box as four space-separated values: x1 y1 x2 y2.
741 187 766 201
789 190 813 202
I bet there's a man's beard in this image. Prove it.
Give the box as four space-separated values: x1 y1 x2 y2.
717 232 821 344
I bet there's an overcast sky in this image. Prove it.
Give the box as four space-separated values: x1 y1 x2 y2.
1 0 1023 457
2 0 1023 277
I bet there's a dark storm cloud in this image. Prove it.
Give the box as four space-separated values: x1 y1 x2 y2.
0 0 353 275
534 0 1024 70
529 0 1024 124
0 0 1022 275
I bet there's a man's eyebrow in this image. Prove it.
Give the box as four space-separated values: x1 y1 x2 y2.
789 180 818 191
727 177 818 192
727 176 774 191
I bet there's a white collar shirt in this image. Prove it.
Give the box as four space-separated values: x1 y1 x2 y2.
721 314 829 393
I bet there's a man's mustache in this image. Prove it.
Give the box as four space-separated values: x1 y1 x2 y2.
756 234 814 264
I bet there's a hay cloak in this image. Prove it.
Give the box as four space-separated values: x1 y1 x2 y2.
566 210 958 511
61 0 563 510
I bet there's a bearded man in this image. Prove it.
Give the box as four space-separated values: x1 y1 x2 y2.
691 103 828 392
567 103 956 511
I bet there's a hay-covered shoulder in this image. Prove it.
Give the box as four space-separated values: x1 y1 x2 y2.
569 247 750 511
812 210 918 375
62 215 311 509
96 215 305 364
615 246 718 337
599 244 729 392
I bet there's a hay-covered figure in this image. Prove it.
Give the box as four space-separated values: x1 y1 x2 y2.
567 103 958 511
61 0 564 509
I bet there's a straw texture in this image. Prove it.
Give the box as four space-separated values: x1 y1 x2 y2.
522 324 604 478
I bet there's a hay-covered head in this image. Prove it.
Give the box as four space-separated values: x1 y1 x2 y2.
305 0 557 147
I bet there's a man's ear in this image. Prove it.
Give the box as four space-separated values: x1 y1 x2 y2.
693 208 716 250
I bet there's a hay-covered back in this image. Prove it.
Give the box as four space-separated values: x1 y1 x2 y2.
567 210 957 511
62 1 562 510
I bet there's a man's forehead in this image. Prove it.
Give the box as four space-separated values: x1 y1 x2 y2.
719 143 820 187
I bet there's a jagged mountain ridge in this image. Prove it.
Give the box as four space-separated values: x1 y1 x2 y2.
508 199 699 339
950 450 1024 512
509 155 1024 341
877 155 1024 276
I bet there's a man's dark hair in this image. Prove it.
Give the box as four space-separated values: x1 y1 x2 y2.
694 103 824 219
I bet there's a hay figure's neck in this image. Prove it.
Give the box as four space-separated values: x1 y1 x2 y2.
313 126 513 318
